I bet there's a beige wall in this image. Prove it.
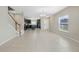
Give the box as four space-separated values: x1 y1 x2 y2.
49 6 79 41
49 16 55 32
0 6 8 31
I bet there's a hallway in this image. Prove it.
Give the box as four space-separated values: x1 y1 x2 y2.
0 30 79 52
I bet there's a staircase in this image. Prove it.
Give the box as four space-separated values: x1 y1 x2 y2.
0 24 18 45
0 6 23 45
8 11 21 37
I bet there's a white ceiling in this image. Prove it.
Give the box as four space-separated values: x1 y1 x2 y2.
11 6 67 19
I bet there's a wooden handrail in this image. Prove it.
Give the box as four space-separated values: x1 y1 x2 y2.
8 12 20 25
8 11 21 37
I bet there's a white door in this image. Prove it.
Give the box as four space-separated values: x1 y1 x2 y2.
41 18 49 31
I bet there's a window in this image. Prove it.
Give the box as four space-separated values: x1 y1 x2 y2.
59 15 69 32
31 20 37 25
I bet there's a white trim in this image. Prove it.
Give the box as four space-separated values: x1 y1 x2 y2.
0 33 18 46
9 24 24 36
0 24 18 46
59 28 68 33
64 35 79 44
58 15 69 33
0 25 24 46
17 29 24 36
21 29 24 35
8 24 17 33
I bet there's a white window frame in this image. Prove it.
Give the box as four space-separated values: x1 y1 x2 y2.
58 15 69 32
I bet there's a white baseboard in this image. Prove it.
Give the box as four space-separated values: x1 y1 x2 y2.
63 35 79 44
0 30 24 46
0 24 18 46
0 33 18 46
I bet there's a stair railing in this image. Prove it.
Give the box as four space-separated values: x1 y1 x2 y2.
8 11 21 37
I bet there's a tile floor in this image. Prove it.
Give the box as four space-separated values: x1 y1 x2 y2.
0 30 79 52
